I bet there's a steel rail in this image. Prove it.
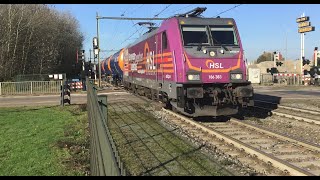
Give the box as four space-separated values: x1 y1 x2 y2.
162 108 315 176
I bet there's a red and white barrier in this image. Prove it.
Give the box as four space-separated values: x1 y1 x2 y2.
69 82 83 90
274 73 300 77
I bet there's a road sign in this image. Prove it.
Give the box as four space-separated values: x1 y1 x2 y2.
296 16 309 23
298 21 310 28
298 26 315 33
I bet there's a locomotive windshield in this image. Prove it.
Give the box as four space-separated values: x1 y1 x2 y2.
210 26 238 46
181 25 239 47
181 26 209 46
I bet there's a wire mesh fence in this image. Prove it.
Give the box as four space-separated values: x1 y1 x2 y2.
87 79 125 176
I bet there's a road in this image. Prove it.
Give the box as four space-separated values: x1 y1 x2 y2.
0 86 319 107
0 91 129 107
254 86 320 99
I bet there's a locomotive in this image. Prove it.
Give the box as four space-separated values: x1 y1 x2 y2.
101 7 254 117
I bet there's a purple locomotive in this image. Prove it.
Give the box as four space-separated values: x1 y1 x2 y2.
102 7 254 117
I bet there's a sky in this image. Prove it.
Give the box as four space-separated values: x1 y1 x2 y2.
54 4 320 62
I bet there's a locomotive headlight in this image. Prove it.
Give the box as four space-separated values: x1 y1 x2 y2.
231 73 243 80
209 51 215 57
188 74 200 81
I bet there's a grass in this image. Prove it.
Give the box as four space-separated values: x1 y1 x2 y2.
0 105 89 176
107 101 232 176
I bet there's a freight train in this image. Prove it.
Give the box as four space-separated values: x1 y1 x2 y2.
101 7 254 117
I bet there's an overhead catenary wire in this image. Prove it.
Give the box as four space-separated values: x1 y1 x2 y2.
214 4 243 17
120 4 173 46
120 26 144 46
169 4 196 15
108 4 146 55
154 4 172 18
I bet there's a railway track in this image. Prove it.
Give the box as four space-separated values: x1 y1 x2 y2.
162 109 320 176
254 100 320 125
103 84 320 175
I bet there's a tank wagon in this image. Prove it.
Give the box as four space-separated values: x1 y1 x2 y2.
102 7 254 117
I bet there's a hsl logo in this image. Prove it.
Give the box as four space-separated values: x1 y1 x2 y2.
205 60 224 69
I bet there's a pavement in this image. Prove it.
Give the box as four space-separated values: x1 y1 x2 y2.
254 86 320 100
0 85 319 107
0 91 130 107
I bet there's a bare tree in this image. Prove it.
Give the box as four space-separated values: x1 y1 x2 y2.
0 4 84 81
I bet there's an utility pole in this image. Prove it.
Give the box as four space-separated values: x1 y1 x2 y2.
96 12 101 88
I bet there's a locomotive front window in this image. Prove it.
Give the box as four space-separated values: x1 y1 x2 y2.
181 26 209 46
210 27 238 46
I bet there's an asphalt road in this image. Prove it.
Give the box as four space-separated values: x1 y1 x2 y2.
0 92 129 107
0 86 319 107
254 87 320 99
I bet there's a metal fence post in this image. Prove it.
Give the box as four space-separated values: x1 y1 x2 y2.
98 95 108 120
30 81 33 95
0 82 2 96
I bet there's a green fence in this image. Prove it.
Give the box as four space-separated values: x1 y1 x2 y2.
87 79 125 176
0 81 62 96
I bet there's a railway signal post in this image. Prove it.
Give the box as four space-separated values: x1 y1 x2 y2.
296 14 315 85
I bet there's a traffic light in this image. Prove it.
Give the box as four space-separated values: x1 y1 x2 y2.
93 37 98 49
302 57 310 66
310 66 320 77
86 61 93 77
267 67 278 75
77 50 85 62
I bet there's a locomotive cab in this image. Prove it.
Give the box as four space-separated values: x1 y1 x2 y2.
111 7 254 117
169 16 254 117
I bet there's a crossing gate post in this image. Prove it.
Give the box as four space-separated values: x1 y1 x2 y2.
61 81 71 106
60 81 64 106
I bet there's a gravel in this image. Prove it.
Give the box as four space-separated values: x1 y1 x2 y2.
147 105 269 176
245 115 320 146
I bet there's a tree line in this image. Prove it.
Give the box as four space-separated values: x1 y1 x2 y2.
0 4 84 81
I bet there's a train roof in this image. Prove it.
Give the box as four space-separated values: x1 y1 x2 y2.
124 16 236 49
124 27 159 49
175 17 235 26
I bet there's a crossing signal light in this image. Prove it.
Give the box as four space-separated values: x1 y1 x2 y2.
310 66 320 77
267 67 278 75
276 62 283 66
302 57 310 66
